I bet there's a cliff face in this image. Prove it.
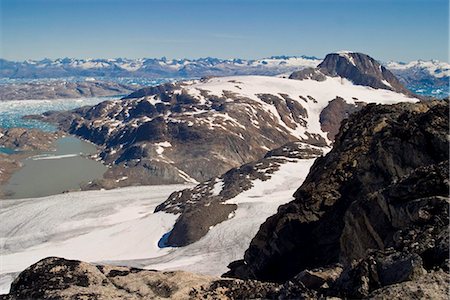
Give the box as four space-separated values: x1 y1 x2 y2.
226 100 449 287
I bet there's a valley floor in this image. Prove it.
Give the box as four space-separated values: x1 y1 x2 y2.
0 158 315 294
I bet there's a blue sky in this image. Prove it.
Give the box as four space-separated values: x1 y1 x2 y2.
1 0 448 62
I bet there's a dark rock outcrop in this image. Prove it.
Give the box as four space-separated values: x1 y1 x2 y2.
225 100 449 293
319 96 366 140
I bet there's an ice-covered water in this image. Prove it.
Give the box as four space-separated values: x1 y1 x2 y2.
0 96 117 131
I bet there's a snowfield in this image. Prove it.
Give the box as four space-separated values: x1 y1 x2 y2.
0 158 316 294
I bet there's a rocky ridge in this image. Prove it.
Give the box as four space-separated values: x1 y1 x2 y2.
2 249 448 299
30 56 419 187
155 141 324 247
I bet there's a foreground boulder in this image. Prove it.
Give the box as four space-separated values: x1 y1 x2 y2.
0 257 287 300
2 255 448 299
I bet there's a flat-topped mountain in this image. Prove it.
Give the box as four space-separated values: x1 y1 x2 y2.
33 59 418 187
290 52 411 95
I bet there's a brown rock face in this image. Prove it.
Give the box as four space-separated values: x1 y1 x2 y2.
226 100 449 285
319 96 366 140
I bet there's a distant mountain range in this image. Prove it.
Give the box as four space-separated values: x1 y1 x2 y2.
0 56 321 79
1 55 448 98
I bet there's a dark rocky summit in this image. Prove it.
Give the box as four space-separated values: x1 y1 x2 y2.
290 52 412 95
225 100 449 297
0 81 139 100
155 141 323 247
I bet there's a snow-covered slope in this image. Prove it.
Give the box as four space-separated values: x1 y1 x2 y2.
34 72 419 189
0 152 316 294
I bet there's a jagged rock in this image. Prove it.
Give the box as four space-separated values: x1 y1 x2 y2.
294 265 343 290
226 100 449 283
368 270 449 299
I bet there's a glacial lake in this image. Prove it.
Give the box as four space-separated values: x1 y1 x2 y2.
0 96 117 199
1 136 107 199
